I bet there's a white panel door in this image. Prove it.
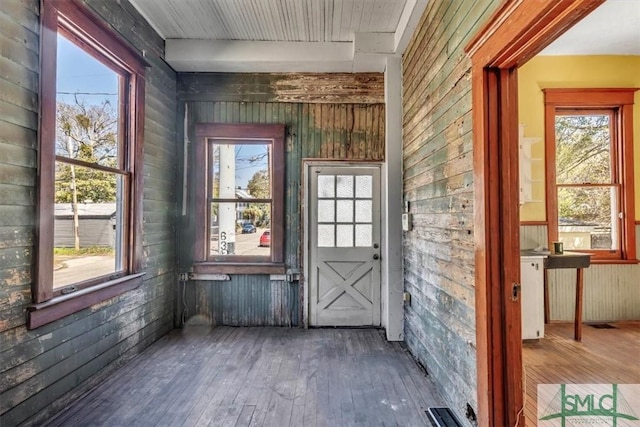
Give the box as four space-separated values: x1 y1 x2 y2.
309 165 381 326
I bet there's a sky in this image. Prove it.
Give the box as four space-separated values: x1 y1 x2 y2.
56 34 118 107
56 34 268 189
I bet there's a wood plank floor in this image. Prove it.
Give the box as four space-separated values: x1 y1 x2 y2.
523 322 640 426
46 327 444 427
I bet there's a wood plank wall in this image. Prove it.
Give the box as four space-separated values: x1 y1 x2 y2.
177 74 385 327
401 1 501 425
521 224 640 322
0 1 178 425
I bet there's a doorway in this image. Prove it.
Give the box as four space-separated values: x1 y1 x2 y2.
306 164 382 327
465 1 608 425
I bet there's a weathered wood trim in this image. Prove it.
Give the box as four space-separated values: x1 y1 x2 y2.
131 75 145 273
50 0 148 74
26 273 145 329
544 100 558 248
178 73 385 104
193 123 285 265
466 1 606 425
520 221 548 226
34 0 57 303
191 263 286 275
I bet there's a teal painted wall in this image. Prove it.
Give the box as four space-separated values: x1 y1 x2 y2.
177 76 385 327
401 1 501 425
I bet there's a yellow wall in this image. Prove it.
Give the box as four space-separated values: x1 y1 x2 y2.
517 55 640 222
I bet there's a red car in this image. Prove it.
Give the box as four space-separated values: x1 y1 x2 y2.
259 230 271 247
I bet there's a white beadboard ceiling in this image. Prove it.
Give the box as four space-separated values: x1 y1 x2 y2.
130 0 407 42
129 0 639 72
129 0 428 72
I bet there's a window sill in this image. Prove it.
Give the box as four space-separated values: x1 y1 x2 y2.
27 273 145 329
192 262 286 275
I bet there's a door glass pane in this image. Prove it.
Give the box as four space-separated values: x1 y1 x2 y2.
318 200 335 222
336 175 354 198
318 224 335 247
53 162 121 289
355 200 372 223
555 114 611 185
210 202 271 257
355 175 372 198
336 224 353 247
355 224 372 247
336 200 353 223
557 186 618 250
318 175 335 198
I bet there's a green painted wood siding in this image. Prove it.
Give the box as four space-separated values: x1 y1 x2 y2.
0 1 178 425
401 1 501 425
177 77 385 327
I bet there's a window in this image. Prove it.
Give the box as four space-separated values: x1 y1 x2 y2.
194 124 285 274
544 88 637 262
30 1 146 327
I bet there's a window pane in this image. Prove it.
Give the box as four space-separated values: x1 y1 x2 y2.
210 143 271 199
318 175 335 198
336 175 354 198
318 224 335 247
355 175 372 198
336 225 354 247
336 200 353 223
355 200 372 223
56 34 121 169
555 114 611 184
53 162 123 289
318 200 335 222
558 186 618 250
210 202 271 256
355 224 372 247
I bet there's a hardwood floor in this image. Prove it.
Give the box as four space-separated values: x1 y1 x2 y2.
523 322 640 426
46 327 444 427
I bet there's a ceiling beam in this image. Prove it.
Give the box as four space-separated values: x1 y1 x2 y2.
166 40 360 72
394 0 428 54
166 38 399 72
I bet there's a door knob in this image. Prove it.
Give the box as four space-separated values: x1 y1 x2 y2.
373 254 380 260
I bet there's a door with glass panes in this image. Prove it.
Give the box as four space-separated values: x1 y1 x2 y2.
309 165 381 326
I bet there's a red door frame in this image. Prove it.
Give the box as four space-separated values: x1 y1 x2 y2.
465 1 606 425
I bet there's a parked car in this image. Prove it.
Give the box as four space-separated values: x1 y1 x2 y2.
259 230 271 247
242 223 256 233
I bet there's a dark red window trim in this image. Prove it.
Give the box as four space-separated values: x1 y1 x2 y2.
31 0 145 326
194 124 285 274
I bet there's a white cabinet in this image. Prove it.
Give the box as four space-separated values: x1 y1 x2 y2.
520 256 545 339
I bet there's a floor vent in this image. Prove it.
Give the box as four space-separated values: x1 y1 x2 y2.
589 323 616 329
427 407 463 427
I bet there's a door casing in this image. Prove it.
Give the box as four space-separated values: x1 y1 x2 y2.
465 1 606 426
302 161 383 328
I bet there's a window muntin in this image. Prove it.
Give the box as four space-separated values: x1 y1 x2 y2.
544 88 637 262
317 174 374 248
194 124 285 271
36 0 145 304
